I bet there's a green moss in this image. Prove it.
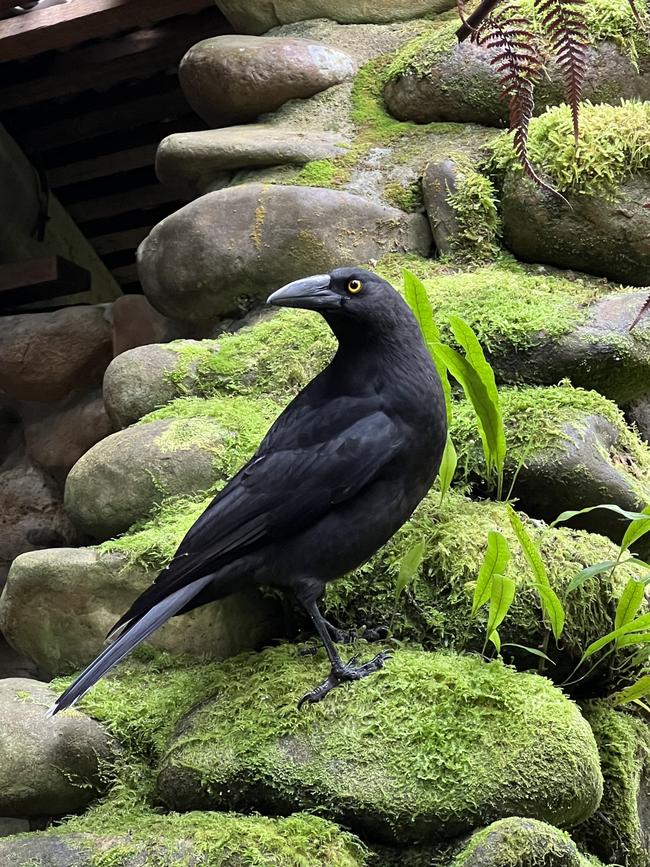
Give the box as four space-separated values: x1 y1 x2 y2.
142 395 280 476
293 158 343 187
376 254 604 352
446 163 501 260
167 310 336 404
384 18 458 80
324 490 646 681
489 101 650 197
450 817 586 867
45 808 367 867
154 645 601 841
451 383 650 496
576 703 650 867
383 179 423 212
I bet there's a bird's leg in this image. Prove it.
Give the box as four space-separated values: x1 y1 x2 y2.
322 617 357 645
298 599 391 708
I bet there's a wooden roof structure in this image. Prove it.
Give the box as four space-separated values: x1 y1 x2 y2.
0 0 232 294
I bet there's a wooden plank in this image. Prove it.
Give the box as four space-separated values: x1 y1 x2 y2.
67 184 182 222
47 144 156 187
92 225 152 255
0 256 90 307
0 10 228 110
18 90 190 150
0 0 213 63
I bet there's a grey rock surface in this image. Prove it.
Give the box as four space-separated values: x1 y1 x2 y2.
137 184 431 323
179 35 356 126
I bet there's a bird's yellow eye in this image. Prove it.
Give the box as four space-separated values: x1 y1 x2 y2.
347 279 363 294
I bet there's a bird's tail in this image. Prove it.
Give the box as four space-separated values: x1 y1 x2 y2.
46 574 214 718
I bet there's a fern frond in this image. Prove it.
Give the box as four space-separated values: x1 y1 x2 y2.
534 0 588 142
630 292 650 331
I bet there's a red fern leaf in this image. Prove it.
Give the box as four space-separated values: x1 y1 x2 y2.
630 292 650 331
535 0 588 141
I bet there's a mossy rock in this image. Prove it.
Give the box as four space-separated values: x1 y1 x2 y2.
574 703 650 867
0 548 283 678
0 811 367 866
101 264 650 426
154 646 602 844
451 384 650 546
447 817 603 867
0 678 116 819
490 103 650 286
377 256 650 406
383 7 650 127
64 399 278 540
216 1 456 35
103 343 187 429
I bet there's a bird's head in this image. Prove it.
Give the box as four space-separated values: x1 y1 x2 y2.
266 267 408 331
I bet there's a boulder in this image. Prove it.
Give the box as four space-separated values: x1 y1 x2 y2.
179 35 356 127
216 0 456 33
451 384 650 546
0 458 78 585
0 812 366 867
103 344 185 429
156 646 602 843
137 184 431 323
421 158 463 254
374 258 650 405
22 390 114 484
157 126 349 198
500 170 650 287
575 703 650 867
0 305 112 403
0 678 115 818
0 547 283 678
627 393 650 445
103 311 335 423
64 417 237 539
385 38 650 126
109 294 183 357
449 817 598 867
491 290 650 406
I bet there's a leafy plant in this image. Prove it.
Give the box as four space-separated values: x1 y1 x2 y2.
473 498 650 706
403 269 507 499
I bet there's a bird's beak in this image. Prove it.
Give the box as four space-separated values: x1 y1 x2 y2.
266 274 341 311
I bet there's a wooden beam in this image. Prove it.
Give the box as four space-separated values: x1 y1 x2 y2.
0 0 213 63
0 9 228 111
0 256 90 308
67 184 183 222
47 143 156 187
18 90 190 150
92 225 152 255
110 263 139 283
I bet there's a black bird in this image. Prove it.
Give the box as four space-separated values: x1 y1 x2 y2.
48 267 447 715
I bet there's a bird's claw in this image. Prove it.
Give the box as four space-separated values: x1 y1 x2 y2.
298 650 392 709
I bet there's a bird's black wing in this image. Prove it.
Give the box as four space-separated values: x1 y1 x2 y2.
109 408 403 634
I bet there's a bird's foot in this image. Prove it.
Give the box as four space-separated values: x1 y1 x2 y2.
323 620 389 645
298 650 391 708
